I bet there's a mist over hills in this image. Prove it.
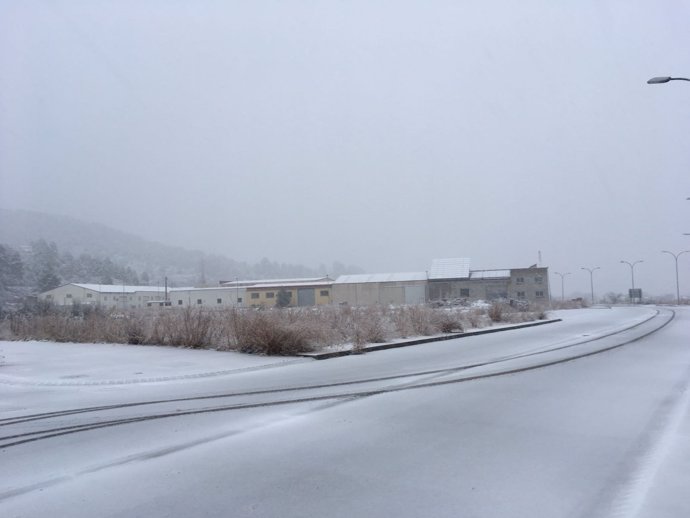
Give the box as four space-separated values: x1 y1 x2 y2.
0 209 363 286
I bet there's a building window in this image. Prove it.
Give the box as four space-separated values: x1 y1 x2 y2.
460 288 470 297
320 290 329 297
237 297 243 303
536 291 545 298
86 293 93 298
46 294 53 299
103 296 108 301
266 292 275 298
178 300 183 305
251 293 259 299
535 276 543 284
217 298 222 304
66 294 72 298
197 299 202 305
517 291 526 299
516 277 524 284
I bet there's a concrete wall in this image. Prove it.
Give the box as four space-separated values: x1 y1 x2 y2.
509 268 549 303
167 288 246 308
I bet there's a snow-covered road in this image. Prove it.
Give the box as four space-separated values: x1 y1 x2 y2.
1 306 688 517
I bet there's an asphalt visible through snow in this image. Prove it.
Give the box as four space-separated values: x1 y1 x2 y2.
1 306 688 517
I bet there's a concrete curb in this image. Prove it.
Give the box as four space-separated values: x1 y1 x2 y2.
299 318 563 360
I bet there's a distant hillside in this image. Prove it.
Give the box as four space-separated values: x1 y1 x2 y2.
0 209 363 285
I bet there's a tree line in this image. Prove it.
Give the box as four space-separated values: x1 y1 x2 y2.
0 240 142 307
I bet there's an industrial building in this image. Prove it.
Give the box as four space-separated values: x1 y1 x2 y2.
427 258 548 304
38 260 549 309
39 284 172 310
332 272 427 306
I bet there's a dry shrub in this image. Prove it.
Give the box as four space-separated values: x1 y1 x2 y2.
232 310 314 355
168 307 215 348
352 306 390 345
433 309 463 333
488 302 504 323
407 306 435 335
466 309 484 328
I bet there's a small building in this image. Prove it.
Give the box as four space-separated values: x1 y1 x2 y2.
332 272 427 306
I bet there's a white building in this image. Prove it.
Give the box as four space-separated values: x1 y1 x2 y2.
165 287 246 308
39 284 172 309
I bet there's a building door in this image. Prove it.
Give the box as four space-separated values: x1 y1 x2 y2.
297 288 315 307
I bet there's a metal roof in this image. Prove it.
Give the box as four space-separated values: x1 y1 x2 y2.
72 284 171 294
470 269 511 279
220 276 332 287
247 280 334 289
335 272 427 284
428 258 471 280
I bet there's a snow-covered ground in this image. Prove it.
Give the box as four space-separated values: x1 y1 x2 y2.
1 306 688 517
0 340 303 386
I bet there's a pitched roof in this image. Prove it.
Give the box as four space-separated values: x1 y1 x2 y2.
470 269 511 279
220 276 333 287
428 258 471 280
334 272 427 284
72 283 171 294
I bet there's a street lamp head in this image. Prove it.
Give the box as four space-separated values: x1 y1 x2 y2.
647 76 671 84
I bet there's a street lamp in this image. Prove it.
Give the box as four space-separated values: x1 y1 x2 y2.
554 272 571 302
647 76 690 84
581 267 600 306
661 250 689 305
620 260 643 303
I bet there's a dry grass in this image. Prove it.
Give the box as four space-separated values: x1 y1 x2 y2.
6 301 547 355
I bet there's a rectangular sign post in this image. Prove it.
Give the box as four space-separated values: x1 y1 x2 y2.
629 288 642 304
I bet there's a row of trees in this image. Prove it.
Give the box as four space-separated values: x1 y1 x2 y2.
0 240 143 307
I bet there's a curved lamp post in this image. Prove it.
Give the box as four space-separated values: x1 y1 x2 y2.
647 76 690 84
661 250 689 305
620 260 643 303
581 267 600 305
554 272 571 302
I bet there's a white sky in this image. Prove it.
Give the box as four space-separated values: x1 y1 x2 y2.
1 1 689 297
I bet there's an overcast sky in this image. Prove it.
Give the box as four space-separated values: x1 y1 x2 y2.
1 0 689 297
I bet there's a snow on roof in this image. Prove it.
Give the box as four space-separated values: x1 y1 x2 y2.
168 286 243 292
335 272 427 284
73 284 170 294
247 280 334 289
428 258 471 280
220 276 332 287
470 269 511 279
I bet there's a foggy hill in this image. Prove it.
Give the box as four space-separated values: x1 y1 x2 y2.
0 209 362 285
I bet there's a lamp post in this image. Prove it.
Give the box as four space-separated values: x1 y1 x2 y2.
554 272 571 302
661 250 689 305
581 267 600 306
647 76 690 84
620 260 643 303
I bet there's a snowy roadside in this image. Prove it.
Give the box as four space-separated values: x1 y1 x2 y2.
0 340 305 386
300 318 562 359
0 318 560 385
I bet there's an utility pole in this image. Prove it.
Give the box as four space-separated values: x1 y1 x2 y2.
581 267 600 306
554 272 571 302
